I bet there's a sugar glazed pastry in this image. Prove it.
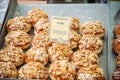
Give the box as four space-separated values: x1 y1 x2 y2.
25 47 48 65
48 43 73 62
32 33 51 49
18 62 48 79
34 19 50 35
112 39 120 54
69 30 81 49
114 24 120 39
0 46 24 67
49 60 76 80
71 18 80 32
78 36 103 54
27 8 48 26
77 66 105 80
113 68 120 80
0 62 17 78
5 31 31 50
7 16 32 32
80 21 105 38
71 50 99 69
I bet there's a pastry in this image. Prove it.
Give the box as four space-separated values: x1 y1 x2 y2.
117 54 120 67
7 16 32 32
71 50 99 69
5 31 31 50
69 30 81 49
49 60 76 80
27 8 48 26
113 68 120 80
114 24 120 39
80 21 105 38
77 65 105 80
0 62 17 78
113 39 120 54
48 43 73 62
34 19 50 35
32 33 51 49
71 18 80 32
18 62 48 79
78 35 103 54
0 46 24 67
25 47 48 65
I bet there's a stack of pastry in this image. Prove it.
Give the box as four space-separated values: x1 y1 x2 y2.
0 8 49 79
112 23 120 80
18 8 49 79
0 14 33 78
47 17 81 79
71 21 106 80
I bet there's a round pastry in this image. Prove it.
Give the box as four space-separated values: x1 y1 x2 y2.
18 62 48 79
117 54 120 67
69 30 81 49
5 31 31 50
71 18 80 32
113 39 120 54
32 33 51 49
71 50 99 69
0 46 24 67
114 24 120 39
80 21 105 38
25 47 48 65
78 35 103 54
27 8 48 26
0 62 17 78
34 19 50 35
7 16 32 32
48 43 73 62
113 68 120 80
49 60 76 80
77 66 105 80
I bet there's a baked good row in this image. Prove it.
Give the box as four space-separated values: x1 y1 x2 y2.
0 8 106 80
0 61 105 80
112 23 120 80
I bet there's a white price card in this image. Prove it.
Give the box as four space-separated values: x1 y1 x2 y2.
50 16 71 44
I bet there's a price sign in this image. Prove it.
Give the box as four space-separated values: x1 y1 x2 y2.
50 16 71 44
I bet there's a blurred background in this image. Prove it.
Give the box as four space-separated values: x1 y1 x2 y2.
18 0 109 3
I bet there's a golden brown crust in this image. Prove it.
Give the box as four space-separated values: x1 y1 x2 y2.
77 66 105 80
25 47 48 65
69 30 81 49
32 33 51 49
49 60 76 80
7 16 32 32
80 21 105 38
0 46 24 67
0 62 17 78
5 31 31 50
27 8 48 26
18 62 48 79
48 43 73 62
71 18 80 32
113 39 120 54
34 19 50 35
71 50 99 69
114 24 120 39
78 35 103 54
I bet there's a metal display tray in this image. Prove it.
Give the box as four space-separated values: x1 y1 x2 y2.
0 0 109 80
